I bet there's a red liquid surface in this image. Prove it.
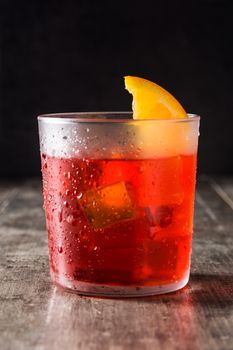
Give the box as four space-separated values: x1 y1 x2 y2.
42 154 197 287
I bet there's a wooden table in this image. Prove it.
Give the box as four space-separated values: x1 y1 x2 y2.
0 176 233 350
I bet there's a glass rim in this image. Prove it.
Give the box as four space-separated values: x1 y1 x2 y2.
37 112 200 124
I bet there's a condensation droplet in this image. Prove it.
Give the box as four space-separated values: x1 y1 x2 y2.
66 214 74 224
58 211 63 222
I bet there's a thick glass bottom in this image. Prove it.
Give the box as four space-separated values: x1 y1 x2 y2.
51 270 190 297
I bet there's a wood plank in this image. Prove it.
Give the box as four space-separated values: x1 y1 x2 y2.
0 177 232 350
0 180 50 350
0 181 20 216
211 175 233 206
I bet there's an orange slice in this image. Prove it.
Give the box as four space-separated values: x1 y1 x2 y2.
124 76 187 119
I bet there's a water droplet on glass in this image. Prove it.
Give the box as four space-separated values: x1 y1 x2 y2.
58 211 63 222
66 214 74 224
77 193 83 199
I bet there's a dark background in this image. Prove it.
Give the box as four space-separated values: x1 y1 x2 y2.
0 0 233 178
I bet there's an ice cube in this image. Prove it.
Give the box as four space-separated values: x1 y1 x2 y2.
155 205 173 228
78 181 135 229
145 205 173 229
136 156 184 207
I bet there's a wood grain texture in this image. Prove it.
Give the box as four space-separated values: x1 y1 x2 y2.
0 177 232 350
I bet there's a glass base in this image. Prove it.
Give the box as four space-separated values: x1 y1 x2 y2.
51 271 190 297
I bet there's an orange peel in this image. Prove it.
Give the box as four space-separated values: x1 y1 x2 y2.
124 76 187 120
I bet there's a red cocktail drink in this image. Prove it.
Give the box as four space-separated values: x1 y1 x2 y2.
38 112 199 296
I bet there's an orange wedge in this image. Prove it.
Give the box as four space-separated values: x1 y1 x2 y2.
124 76 187 119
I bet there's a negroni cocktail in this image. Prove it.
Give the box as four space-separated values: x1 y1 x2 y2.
38 76 200 296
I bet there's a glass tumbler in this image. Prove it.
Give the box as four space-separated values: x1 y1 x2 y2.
38 112 200 297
